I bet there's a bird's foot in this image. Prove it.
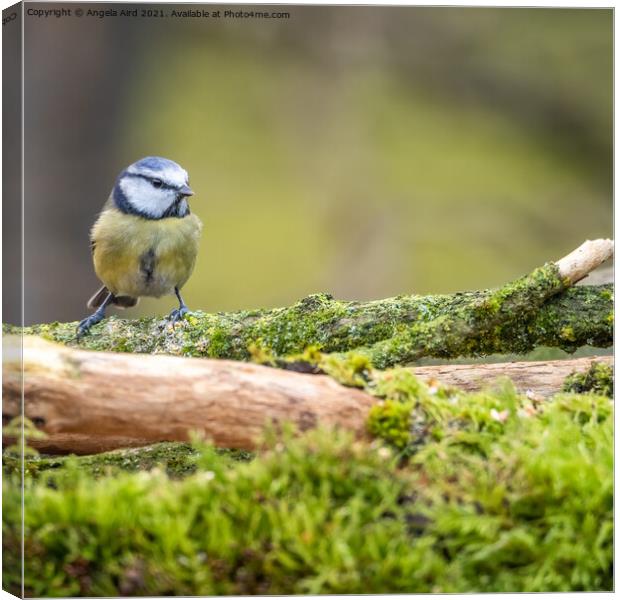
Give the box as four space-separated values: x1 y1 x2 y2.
167 306 190 326
76 313 104 339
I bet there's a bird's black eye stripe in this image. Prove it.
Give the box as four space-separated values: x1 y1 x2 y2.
126 172 178 191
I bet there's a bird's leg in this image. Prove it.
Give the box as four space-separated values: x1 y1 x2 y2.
168 287 190 324
77 292 113 338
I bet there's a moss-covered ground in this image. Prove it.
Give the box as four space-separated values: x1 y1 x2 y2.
3 370 612 595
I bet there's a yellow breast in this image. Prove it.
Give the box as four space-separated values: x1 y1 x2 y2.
91 207 203 298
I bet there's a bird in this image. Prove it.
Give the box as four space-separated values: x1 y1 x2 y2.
77 156 202 337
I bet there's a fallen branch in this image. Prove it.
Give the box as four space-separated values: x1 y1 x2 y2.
10 239 613 369
410 355 613 398
2 336 375 454
2 337 612 454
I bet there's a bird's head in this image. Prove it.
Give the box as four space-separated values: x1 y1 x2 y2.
113 156 194 219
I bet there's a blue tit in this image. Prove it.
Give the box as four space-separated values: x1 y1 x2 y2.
77 156 202 337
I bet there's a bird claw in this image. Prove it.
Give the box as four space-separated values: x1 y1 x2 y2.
167 306 190 326
76 315 100 339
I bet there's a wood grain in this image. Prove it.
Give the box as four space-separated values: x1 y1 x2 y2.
410 355 612 398
3 336 375 454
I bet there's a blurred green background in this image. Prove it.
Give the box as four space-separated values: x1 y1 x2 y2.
17 5 612 326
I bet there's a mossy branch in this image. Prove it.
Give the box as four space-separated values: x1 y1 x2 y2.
7 239 613 368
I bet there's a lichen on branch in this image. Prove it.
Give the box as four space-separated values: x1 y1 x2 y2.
7 240 613 368
10 285 611 370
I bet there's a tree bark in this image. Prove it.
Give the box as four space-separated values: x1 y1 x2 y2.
8 240 614 369
2 336 612 454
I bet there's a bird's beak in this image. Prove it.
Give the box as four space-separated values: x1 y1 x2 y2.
178 184 194 197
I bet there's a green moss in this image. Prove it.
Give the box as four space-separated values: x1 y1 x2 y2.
10 282 613 368
560 326 576 341
366 369 525 454
247 339 277 366
3 442 254 480
3 265 613 594
4 390 612 595
333 280 612 369
2 417 49 469
408 392 612 591
319 351 373 387
367 399 414 449
562 361 613 398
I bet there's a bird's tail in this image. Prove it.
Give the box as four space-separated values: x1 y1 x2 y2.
87 286 139 310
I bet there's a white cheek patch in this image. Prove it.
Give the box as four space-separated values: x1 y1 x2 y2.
120 177 175 218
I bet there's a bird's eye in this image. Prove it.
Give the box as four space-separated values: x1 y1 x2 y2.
151 179 163 189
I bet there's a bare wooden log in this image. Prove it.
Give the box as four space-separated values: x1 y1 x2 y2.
410 355 613 398
3 336 375 454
